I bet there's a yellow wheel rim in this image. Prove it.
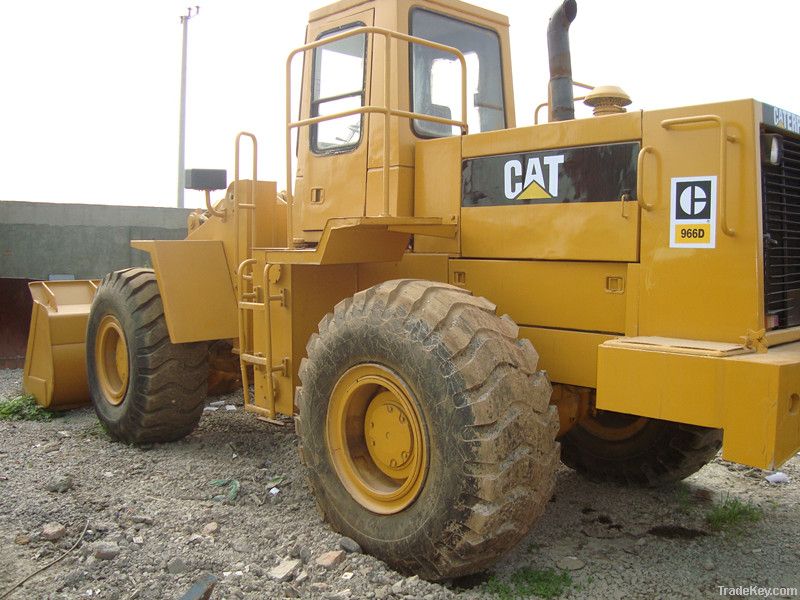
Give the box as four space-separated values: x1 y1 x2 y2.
95 315 129 406
327 364 428 515
580 410 648 441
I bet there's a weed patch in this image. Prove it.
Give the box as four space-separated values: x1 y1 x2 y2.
707 496 762 532
0 395 56 421
674 484 693 514
485 568 572 599
83 421 110 440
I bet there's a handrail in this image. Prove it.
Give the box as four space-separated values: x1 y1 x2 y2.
534 81 594 124
534 95 588 125
234 132 258 273
636 146 655 211
291 105 464 130
284 26 469 249
661 115 737 237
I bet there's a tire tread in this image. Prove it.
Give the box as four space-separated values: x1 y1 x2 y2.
297 279 558 580
561 413 722 486
87 269 207 444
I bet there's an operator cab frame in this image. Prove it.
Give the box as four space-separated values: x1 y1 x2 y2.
292 0 515 240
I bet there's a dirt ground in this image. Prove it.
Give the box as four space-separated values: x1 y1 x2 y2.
1 368 799 600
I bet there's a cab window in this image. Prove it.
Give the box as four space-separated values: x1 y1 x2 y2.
311 23 367 153
410 8 505 137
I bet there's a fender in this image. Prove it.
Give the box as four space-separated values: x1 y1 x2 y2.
131 239 238 343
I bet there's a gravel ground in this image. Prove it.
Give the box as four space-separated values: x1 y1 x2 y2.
1 367 799 600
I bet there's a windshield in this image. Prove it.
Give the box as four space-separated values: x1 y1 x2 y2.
410 8 505 137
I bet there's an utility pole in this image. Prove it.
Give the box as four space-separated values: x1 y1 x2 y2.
177 6 200 209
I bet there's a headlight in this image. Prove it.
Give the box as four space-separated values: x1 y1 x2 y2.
761 133 783 166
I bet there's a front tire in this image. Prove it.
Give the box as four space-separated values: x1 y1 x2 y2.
297 280 559 580
87 268 208 444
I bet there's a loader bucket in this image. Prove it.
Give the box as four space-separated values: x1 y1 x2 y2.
23 280 99 410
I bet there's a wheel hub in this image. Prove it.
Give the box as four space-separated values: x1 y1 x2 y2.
579 410 648 441
327 364 428 515
95 314 129 405
364 391 414 476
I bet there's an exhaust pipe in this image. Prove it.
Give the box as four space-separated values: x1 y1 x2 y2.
547 0 578 122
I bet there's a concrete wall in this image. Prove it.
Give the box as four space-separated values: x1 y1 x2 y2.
0 201 192 280
0 201 193 367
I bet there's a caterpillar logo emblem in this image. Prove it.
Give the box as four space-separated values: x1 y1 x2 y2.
461 142 639 208
669 176 717 249
503 155 565 200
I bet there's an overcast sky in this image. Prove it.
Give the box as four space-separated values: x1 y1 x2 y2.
1 0 798 209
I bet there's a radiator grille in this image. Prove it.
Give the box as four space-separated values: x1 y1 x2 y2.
763 128 800 329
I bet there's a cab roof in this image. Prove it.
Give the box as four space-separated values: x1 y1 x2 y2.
309 0 509 27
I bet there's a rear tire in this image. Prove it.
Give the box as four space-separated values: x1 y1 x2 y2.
87 268 208 444
560 409 722 486
207 340 242 396
297 279 559 581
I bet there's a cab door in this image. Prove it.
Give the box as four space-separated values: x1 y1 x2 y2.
295 9 374 236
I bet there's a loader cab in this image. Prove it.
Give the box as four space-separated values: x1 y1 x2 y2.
293 0 515 241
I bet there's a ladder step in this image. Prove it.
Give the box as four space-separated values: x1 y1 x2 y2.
238 301 265 311
240 353 267 366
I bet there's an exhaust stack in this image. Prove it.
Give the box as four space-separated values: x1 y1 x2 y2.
547 0 578 122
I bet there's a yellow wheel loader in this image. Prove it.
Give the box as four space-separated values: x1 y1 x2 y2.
23 0 800 580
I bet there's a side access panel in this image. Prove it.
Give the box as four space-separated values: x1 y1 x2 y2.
637 100 761 342
460 111 642 262
357 253 450 290
448 259 627 388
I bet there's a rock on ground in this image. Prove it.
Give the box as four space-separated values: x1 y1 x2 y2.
268 558 301 582
45 475 74 493
339 536 362 554
94 541 120 561
316 550 346 570
41 522 66 541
